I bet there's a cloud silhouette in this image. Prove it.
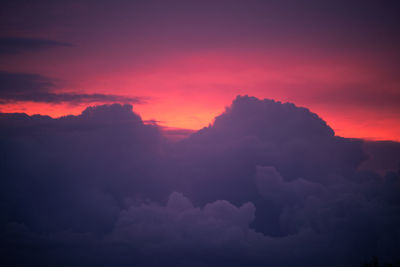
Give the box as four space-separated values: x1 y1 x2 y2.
0 37 73 54
0 96 399 267
0 71 145 104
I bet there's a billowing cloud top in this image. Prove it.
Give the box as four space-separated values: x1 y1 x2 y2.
212 95 334 139
0 96 399 267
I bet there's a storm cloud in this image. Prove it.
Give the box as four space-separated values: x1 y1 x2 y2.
0 96 399 266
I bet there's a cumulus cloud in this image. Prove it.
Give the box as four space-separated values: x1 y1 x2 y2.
255 166 323 204
361 140 400 175
110 192 256 245
1 96 399 266
172 96 367 215
0 71 145 104
0 103 166 235
0 37 73 54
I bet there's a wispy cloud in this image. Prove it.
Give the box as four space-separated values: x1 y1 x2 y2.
0 71 145 104
0 37 73 54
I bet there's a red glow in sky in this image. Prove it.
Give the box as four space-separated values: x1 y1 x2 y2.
1 1 399 141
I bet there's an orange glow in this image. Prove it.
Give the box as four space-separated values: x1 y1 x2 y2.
1 49 399 141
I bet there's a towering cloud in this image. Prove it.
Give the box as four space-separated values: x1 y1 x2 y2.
0 96 399 266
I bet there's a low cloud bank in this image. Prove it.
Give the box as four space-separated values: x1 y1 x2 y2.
1 96 399 266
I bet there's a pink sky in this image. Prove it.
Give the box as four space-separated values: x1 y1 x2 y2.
1 1 399 141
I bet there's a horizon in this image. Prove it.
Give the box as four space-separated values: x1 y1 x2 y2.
1 96 399 142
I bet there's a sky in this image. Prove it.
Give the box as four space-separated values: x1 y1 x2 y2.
1 0 400 141
2 2 400 266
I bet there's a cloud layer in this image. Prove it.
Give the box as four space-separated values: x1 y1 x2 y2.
0 71 145 104
0 37 73 54
0 96 399 266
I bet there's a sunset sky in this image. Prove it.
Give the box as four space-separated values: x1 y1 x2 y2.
1 0 400 140
2 2 400 266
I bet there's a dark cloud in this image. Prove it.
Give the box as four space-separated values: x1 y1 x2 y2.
173 96 367 205
161 127 196 142
0 103 167 236
360 141 400 175
1 96 399 266
0 71 145 104
0 37 73 54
